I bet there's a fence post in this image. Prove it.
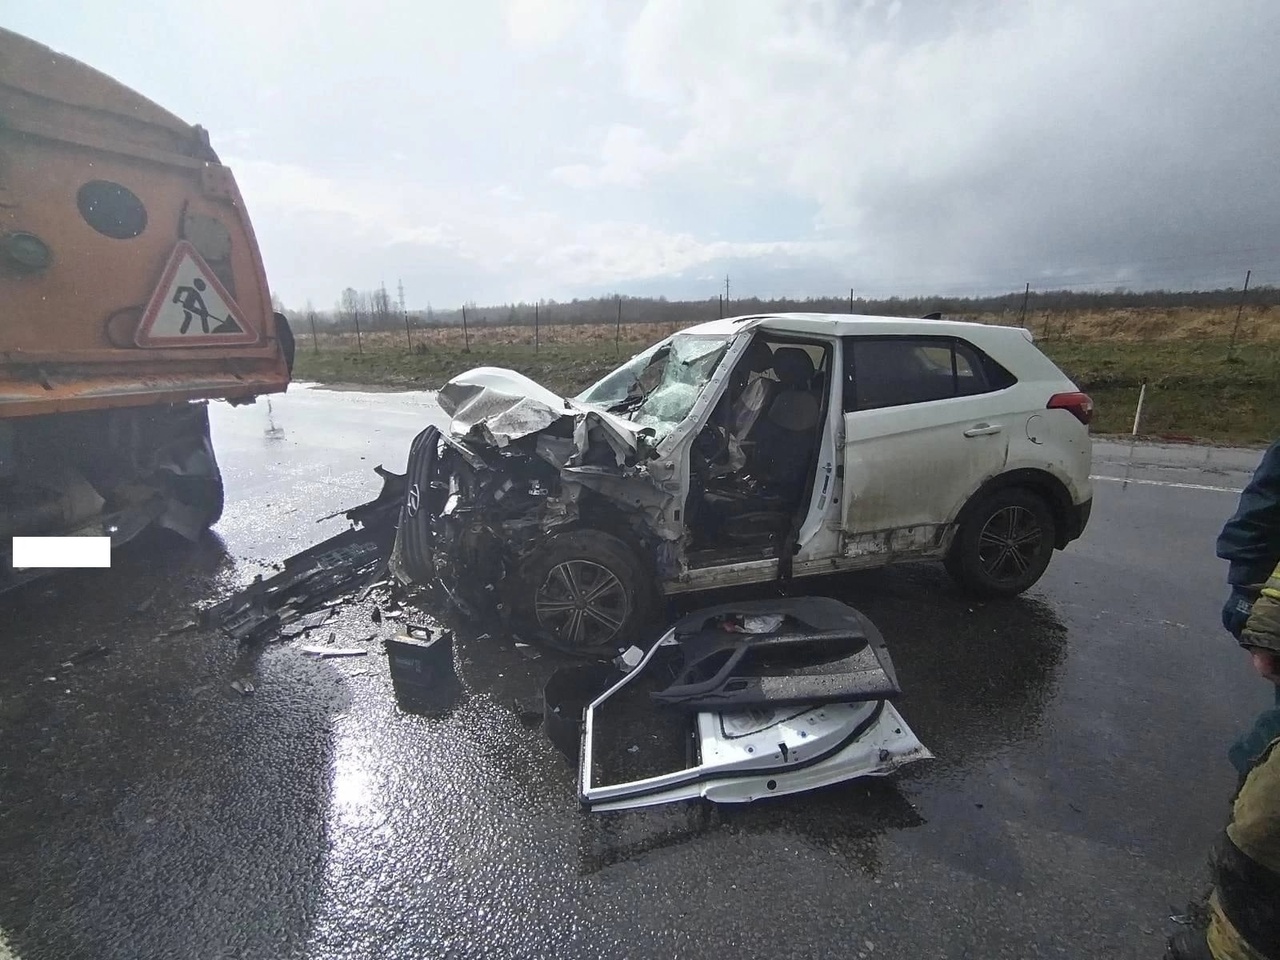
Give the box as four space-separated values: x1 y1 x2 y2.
1019 282 1030 325
718 294 723 319
534 302 539 353
404 309 412 350
354 309 363 354
1227 269 1252 361
309 312 318 353
461 305 471 353
615 296 622 352
1121 378 1149 490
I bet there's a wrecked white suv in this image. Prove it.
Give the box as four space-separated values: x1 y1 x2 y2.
390 313 1093 652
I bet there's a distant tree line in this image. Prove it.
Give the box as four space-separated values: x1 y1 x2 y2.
277 284 1279 333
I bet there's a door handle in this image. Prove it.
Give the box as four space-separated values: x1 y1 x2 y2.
963 423 1003 438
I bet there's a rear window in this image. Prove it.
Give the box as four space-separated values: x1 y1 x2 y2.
843 336 1016 412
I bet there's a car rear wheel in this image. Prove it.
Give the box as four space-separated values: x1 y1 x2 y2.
945 487 1056 598
514 529 654 655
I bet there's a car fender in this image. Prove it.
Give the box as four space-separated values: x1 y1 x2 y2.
943 462 1084 550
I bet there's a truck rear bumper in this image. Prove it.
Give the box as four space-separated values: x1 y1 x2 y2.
0 371 285 417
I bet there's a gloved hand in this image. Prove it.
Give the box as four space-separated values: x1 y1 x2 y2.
1223 590 1257 639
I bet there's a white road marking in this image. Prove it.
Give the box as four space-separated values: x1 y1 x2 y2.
1090 474 1243 494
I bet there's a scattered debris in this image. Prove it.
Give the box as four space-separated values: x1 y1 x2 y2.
359 579 388 602
627 745 639 754
300 646 368 659
613 646 644 672
60 645 111 667
514 642 542 661
155 620 199 639
202 477 403 643
230 679 255 696
279 607 334 639
717 613 785 634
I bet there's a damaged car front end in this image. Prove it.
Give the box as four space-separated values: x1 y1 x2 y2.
390 333 743 653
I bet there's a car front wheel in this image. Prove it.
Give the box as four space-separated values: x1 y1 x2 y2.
513 529 654 655
945 488 1056 598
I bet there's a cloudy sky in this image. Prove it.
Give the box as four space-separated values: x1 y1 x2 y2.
11 0 1280 309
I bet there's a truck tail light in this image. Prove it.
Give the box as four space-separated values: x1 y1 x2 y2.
1047 391 1094 426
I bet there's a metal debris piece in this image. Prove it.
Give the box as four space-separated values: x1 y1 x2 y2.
514 642 542 661
230 679 255 696
61 645 110 667
300 646 368 659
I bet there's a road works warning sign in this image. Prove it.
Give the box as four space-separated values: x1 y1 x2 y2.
135 242 258 346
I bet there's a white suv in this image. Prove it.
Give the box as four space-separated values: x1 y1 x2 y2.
392 313 1093 652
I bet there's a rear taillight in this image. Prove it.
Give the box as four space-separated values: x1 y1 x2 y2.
1047 391 1094 426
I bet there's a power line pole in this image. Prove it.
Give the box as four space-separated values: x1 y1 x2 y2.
1019 282 1030 325
849 287 854 314
1228 269 1252 361
724 274 730 304
398 278 411 349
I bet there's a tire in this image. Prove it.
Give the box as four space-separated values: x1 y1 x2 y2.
944 487 1056 598
513 529 655 655
389 425 441 586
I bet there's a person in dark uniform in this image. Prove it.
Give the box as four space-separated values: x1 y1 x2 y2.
1168 440 1280 960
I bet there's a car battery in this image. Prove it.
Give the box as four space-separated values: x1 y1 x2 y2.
386 626 458 713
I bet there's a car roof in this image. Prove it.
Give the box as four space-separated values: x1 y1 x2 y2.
680 312 1034 343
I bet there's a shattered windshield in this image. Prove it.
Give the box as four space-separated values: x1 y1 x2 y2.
576 334 733 433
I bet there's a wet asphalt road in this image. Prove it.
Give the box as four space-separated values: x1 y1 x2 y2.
1 386 1275 960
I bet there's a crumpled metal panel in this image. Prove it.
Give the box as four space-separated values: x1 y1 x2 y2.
438 367 570 448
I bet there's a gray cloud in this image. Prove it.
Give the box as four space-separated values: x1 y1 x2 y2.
11 0 1280 308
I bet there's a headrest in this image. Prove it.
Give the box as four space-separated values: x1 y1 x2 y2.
772 347 816 387
745 338 776 373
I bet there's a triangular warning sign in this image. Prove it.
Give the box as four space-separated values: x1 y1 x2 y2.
135 241 259 347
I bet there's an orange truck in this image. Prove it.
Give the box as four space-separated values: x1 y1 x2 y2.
1 28 293 591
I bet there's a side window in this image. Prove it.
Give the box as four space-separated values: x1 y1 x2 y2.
843 337 1014 412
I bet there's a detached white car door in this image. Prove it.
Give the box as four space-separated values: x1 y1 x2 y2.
840 335 1018 558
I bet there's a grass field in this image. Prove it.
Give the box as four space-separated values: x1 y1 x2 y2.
292 306 1280 445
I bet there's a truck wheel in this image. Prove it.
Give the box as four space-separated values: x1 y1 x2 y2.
514 530 654 655
944 487 1055 598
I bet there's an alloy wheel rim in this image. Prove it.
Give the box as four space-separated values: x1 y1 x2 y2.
535 559 628 649
977 505 1043 582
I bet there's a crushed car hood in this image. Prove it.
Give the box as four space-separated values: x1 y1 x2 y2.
437 367 648 458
